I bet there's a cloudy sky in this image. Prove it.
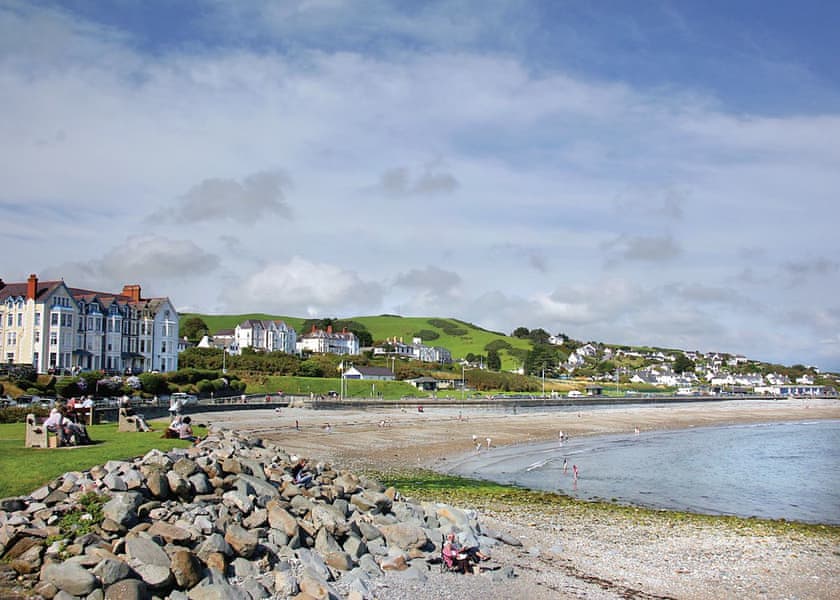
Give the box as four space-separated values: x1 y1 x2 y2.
2 1 839 370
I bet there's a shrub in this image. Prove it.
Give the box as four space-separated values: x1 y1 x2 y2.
413 329 440 341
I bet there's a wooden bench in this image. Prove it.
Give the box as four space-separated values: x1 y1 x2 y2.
69 406 98 426
24 413 62 448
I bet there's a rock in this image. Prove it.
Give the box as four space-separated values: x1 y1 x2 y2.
378 523 429 551
147 521 192 545
10 542 43 574
224 524 258 558
197 533 233 561
135 563 173 590
188 581 250 599
324 550 354 571
379 553 408 571
274 568 299 596
144 468 171 499
44 561 98 596
299 575 329 600
126 535 170 567
104 578 148 600
267 501 298 536
102 492 143 528
171 549 204 589
296 548 331 581
92 557 131 586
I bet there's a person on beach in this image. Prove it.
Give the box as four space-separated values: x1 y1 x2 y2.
563 457 568 474
291 458 314 487
486 437 492 449
572 464 579 481
442 532 488 574
295 420 300 431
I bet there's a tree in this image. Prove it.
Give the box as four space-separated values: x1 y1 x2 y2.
181 317 210 342
512 327 530 339
673 353 695 374
487 349 501 371
528 328 550 345
524 344 559 376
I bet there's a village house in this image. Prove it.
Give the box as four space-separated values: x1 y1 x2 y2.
372 336 453 364
343 366 394 381
296 325 359 356
234 319 297 354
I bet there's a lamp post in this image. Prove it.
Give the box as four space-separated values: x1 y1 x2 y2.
461 363 466 401
222 345 227 374
542 365 545 399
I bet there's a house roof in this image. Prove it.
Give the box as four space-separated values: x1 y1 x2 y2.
351 366 394 376
0 280 64 302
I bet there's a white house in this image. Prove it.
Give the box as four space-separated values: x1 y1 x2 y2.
296 325 359 356
343 366 394 381
235 319 297 354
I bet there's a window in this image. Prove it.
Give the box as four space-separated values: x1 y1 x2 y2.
6 352 13 363
49 352 56 367
50 332 57 346
6 313 11 327
87 317 93 330
34 331 40 343
51 312 59 326
6 332 16 345
34 312 41 326
33 352 38 366
16 313 22 327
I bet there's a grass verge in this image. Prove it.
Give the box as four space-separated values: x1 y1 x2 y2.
0 419 206 498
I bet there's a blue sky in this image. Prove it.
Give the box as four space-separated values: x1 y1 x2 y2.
2 0 839 371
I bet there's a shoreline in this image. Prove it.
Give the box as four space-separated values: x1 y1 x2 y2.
192 398 840 599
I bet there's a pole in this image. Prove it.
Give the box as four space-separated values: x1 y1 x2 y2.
542 366 545 398
462 363 465 401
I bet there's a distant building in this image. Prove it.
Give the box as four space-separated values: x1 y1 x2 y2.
372 336 452 364
234 319 296 354
343 366 394 381
296 325 359 356
0 273 178 374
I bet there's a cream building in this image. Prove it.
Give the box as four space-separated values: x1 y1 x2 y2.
0 274 178 374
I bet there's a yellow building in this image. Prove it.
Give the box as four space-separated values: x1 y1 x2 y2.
0 274 178 374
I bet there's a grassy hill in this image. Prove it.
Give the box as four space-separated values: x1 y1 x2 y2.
180 313 533 370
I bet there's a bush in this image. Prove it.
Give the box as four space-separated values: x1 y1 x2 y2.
196 380 215 396
413 329 440 341
55 377 81 399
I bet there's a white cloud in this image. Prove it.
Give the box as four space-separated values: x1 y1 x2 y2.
223 257 384 316
40 236 219 293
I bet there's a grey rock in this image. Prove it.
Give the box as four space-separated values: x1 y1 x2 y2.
104 578 148 600
92 557 131 586
134 563 173 590
126 536 170 567
44 561 98 596
102 492 143 528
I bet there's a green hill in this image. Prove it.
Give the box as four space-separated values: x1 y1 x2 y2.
179 313 533 370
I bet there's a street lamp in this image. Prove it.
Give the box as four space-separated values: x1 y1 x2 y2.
222 345 227 374
542 365 545 398
461 363 466 401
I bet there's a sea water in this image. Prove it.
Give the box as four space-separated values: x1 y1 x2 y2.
444 420 840 524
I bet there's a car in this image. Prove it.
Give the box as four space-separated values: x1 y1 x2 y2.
170 392 198 405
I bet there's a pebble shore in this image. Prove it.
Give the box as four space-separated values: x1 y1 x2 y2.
203 398 840 599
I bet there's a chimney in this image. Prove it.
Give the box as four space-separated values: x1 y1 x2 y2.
27 273 38 300
121 284 142 302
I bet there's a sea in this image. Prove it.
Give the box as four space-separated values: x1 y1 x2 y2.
443 419 840 525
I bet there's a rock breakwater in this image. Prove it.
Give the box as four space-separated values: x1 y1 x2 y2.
0 427 518 599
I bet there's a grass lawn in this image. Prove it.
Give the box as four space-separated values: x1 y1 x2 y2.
0 419 205 499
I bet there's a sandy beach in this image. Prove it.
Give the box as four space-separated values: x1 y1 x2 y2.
193 398 840 599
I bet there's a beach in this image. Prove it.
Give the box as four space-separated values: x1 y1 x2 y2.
193 398 840 599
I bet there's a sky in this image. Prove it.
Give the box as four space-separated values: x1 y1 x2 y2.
2 0 839 371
